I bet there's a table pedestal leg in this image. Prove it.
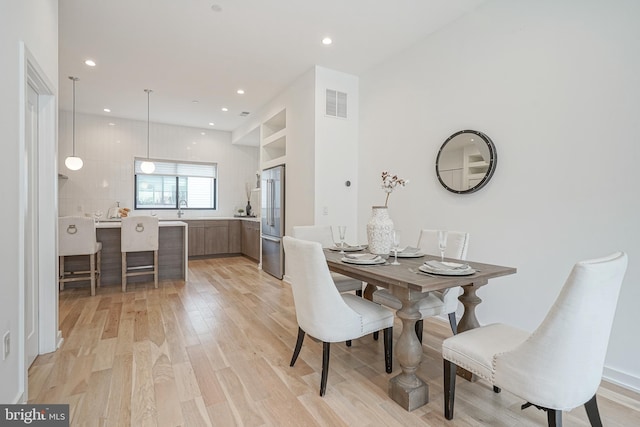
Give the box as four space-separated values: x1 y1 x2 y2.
389 299 428 411
456 281 486 381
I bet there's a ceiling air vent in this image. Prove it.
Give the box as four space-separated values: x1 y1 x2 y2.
239 111 250 117
326 89 347 119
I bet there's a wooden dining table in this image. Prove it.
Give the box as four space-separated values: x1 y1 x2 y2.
324 249 516 411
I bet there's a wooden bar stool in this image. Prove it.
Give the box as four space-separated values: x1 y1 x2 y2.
58 216 102 296
121 216 159 292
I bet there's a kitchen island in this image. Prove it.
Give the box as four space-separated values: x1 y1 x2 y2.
63 220 188 287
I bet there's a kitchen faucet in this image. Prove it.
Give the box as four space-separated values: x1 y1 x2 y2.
177 200 187 218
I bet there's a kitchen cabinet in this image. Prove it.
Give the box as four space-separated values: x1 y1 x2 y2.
242 220 260 262
204 221 229 255
185 219 246 258
186 221 205 256
229 220 242 253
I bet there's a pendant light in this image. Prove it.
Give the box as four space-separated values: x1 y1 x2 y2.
140 89 155 174
64 76 83 170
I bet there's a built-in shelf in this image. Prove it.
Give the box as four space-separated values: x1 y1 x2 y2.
261 109 287 167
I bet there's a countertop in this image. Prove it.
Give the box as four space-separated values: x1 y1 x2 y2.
96 220 187 228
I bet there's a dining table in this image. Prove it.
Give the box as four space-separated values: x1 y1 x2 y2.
323 248 516 411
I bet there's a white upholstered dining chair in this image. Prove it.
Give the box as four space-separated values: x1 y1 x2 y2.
58 216 102 296
373 229 469 341
442 251 627 427
283 236 394 396
121 216 159 291
292 225 364 296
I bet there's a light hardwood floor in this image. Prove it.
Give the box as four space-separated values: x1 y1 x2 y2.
30 257 640 426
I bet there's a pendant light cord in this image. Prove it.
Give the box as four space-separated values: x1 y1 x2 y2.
69 76 79 156
145 89 152 159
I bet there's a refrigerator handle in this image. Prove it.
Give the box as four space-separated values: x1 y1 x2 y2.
270 178 276 227
262 235 280 243
266 178 272 226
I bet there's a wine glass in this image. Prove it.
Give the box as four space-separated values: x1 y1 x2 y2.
391 230 401 265
438 230 448 262
93 210 103 223
338 226 347 254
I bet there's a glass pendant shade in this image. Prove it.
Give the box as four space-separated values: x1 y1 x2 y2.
65 156 83 170
140 161 155 174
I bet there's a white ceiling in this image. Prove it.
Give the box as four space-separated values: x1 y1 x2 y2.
59 0 486 132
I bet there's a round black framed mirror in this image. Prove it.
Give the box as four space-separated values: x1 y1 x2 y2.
435 130 497 194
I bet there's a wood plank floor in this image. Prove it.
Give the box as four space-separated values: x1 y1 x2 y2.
29 257 640 426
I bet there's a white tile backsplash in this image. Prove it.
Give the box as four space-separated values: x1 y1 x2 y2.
59 111 259 218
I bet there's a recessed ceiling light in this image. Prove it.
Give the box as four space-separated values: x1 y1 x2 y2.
192 141 197 145
103 108 111 113
108 122 115 126
84 59 96 67
221 107 228 112
200 132 205 135
209 122 215 126
236 89 245 95
322 37 332 45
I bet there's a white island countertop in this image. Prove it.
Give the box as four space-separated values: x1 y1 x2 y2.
95 220 187 228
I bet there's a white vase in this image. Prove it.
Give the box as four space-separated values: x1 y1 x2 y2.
367 206 394 255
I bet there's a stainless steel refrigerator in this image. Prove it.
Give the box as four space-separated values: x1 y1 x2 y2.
261 165 285 279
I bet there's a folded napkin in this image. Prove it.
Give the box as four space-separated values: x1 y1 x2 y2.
345 253 381 261
424 260 470 271
399 246 420 254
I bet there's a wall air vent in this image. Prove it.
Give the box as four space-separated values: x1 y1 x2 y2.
239 111 250 117
326 89 347 119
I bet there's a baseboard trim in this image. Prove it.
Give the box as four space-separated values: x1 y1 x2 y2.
603 367 640 394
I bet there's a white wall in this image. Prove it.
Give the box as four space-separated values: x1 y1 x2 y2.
358 0 640 390
58 112 259 218
314 66 360 243
0 0 58 404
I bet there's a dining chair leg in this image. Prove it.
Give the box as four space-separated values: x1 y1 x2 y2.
320 342 331 396
97 250 102 288
346 340 352 347
415 319 424 344
153 250 159 288
444 359 456 420
290 327 305 367
547 409 562 427
493 386 501 393
59 256 64 291
584 395 603 427
90 253 96 296
373 331 379 341
355 289 362 297
121 252 127 292
448 312 458 335
383 327 393 373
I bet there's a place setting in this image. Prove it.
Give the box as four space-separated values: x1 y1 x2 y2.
329 225 368 253
414 231 475 276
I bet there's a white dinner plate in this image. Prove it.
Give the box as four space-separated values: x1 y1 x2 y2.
419 263 475 276
341 256 386 265
396 251 425 258
329 245 366 252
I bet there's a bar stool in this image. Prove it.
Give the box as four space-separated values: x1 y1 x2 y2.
58 216 102 296
121 216 159 292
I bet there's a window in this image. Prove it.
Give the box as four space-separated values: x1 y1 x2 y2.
134 158 217 210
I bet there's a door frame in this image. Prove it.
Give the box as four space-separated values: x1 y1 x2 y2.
18 43 60 402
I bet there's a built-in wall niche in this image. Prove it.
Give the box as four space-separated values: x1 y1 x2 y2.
261 109 286 167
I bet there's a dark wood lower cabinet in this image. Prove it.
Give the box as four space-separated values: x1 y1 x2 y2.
241 220 260 262
185 219 258 262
